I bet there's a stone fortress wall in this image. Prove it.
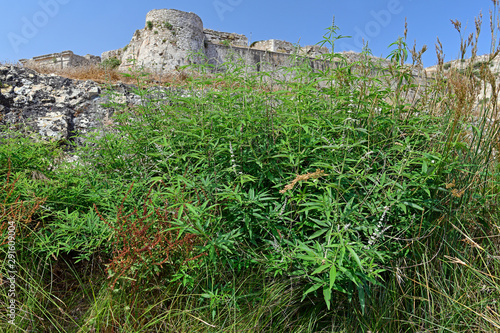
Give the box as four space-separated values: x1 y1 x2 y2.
20 8 419 83
203 29 248 47
21 9 337 75
20 51 101 69
251 39 295 54
110 9 340 75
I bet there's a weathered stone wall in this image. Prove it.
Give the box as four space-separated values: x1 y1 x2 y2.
101 49 123 61
203 29 248 47
204 43 332 82
299 45 330 57
249 40 329 57
117 9 205 72
84 54 101 64
105 9 339 74
20 51 101 70
251 39 295 53
18 9 393 80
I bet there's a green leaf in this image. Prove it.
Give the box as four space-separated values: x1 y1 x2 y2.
422 160 428 174
302 283 323 301
309 217 330 228
402 201 424 211
309 228 328 240
398 203 407 214
347 246 363 272
329 265 337 290
309 275 325 284
357 284 366 315
312 264 330 275
323 285 332 310
298 242 318 257
296 255 317 262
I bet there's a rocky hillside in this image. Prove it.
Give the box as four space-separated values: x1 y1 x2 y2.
0 65 143 145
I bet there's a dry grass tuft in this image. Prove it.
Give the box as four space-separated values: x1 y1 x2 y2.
20 63 195 87
23 63 125 83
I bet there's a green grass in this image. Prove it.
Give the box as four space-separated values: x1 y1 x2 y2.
1 12 500 332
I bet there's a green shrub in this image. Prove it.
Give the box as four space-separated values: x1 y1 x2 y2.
146 20 153 30
91 37 453 312
35 208 111 262
100 57 121 69
164 21 173 30
249 40 261 48
473 60 486 69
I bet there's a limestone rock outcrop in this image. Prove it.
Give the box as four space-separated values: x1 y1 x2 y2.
0 65 140 145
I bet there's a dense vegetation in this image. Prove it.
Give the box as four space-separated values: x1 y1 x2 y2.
1 16 500 332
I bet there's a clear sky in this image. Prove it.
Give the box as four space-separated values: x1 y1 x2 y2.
1 0 499 67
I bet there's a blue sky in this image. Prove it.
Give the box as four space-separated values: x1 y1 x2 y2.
1 0 499 67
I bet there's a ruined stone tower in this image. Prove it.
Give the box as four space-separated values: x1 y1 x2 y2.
111 9 206 72
100 8 331 74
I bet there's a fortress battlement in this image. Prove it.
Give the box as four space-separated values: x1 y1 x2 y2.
19 9 354 75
